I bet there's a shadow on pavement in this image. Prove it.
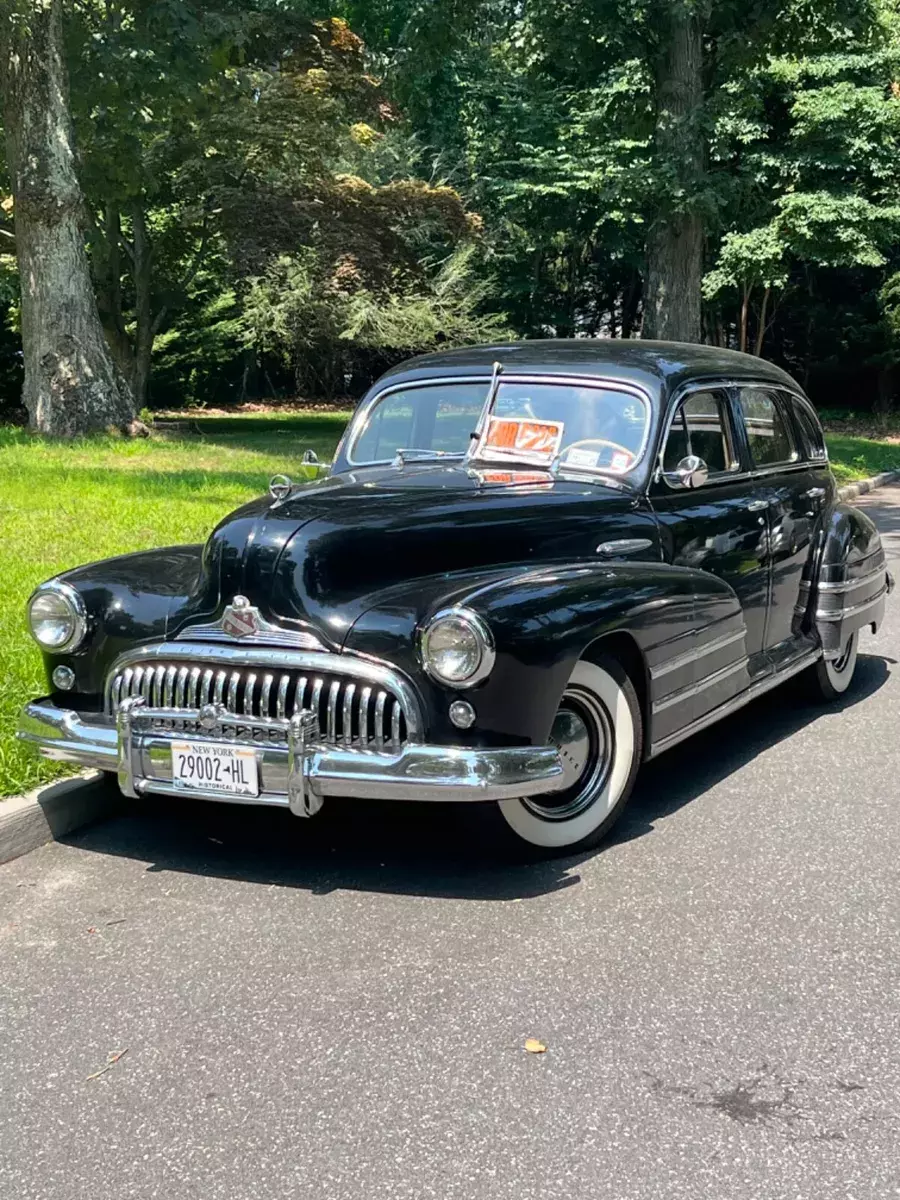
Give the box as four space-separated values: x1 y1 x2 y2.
64 653 891 901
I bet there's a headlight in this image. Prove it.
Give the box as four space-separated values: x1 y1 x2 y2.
420 608 495 688
27 582 87 652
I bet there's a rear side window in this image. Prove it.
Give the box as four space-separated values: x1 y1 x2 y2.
790 397 827 461
738 388 797 467
663 391 735 476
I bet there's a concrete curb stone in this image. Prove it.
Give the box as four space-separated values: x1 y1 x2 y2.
1 468 899 867
0 772 122 866
838 469 900 502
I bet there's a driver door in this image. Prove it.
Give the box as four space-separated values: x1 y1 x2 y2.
650 388 771 725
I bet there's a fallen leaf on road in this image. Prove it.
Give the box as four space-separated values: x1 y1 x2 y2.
524 1038 547 1054
86 927 97 934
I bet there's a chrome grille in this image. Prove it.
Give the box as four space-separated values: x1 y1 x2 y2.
108 660 410 748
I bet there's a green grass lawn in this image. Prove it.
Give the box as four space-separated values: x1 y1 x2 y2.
0 413 896 798
0 413 348 798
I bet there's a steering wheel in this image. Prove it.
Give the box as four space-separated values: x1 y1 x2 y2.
561 439 636 470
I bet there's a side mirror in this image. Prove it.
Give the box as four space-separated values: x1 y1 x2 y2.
301 449 319 465
664 454 709 490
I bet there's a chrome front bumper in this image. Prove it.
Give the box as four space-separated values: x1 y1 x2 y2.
17 700 566 812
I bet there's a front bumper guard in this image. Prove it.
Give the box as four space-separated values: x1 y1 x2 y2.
17 699 567 812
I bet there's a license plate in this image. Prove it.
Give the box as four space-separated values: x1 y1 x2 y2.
171 741 259 797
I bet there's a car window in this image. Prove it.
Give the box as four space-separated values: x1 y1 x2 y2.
350 379 651 475
789 396 827 461
352 383 487 463
662 391 735 476
738 388 797 467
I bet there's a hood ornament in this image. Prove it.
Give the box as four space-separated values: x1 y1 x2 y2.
269 474 293 501
176 595 326 650
221 595 260 639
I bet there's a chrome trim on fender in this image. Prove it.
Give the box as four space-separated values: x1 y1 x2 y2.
104 642 424 742
815 585 888 622
16 700 565 805
650 628 746 680
652 656 748 714
649 649 822 757
803 565 888 595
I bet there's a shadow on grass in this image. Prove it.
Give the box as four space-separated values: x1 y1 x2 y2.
64 652 891 902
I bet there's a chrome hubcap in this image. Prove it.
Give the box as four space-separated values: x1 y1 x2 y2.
523 685 614 821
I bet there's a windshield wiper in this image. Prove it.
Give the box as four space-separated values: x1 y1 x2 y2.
391 448 463 467
465 360 504 461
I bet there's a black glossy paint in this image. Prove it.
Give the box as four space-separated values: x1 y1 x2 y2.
35 340 888 757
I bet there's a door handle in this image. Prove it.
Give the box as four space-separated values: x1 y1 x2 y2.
746 499 769 512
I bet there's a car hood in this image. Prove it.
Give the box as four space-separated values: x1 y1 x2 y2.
174 463 658 646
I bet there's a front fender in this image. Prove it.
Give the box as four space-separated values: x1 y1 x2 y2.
345 561 741 747
36 546 204 701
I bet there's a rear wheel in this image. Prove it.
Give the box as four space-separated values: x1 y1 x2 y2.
810 632 859 701
496 657 642 856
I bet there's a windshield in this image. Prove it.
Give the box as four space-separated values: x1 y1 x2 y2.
349 379 650 475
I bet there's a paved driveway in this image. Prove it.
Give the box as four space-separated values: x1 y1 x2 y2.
2 489 900 1200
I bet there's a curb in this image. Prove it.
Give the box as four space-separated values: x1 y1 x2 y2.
0 772 122 866
838 469 900 502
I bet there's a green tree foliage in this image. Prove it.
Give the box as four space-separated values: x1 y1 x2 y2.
1 0 900 412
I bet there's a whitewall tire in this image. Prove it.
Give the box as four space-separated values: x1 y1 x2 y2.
812 632 859 700
496 656 642 854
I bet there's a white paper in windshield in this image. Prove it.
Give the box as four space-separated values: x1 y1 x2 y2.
475 416 564 466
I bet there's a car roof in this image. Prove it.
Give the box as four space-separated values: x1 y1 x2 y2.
377 339 803 398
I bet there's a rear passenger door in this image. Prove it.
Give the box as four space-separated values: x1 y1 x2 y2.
734 386 824 661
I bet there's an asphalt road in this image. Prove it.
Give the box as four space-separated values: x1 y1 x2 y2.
3 489 900 1200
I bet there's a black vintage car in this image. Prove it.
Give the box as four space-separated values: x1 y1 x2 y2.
19 341 892 855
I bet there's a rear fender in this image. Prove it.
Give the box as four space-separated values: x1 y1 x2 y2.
799 503 889 658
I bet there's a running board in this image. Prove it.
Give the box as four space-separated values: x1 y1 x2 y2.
647 649 821 758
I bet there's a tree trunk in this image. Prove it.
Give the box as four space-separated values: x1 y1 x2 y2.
739 282 750 353
642 2 705 344
0 0 136 435
131 202 155 408
754 286 771 356
621 269 641 339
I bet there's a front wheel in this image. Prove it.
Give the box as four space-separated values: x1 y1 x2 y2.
809 632 859 701
496 657 642 856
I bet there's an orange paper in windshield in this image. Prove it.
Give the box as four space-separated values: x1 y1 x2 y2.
477 416 564 466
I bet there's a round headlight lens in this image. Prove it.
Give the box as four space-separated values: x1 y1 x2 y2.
421 609 494 687
27 585 86 652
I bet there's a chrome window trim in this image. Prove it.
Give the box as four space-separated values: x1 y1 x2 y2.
342 372 654 478
656 377 822 490
27 580 89 655
658 385 741 488
103 642 423 742
735 384 802 472
781 390 829 463
418 606 497 689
